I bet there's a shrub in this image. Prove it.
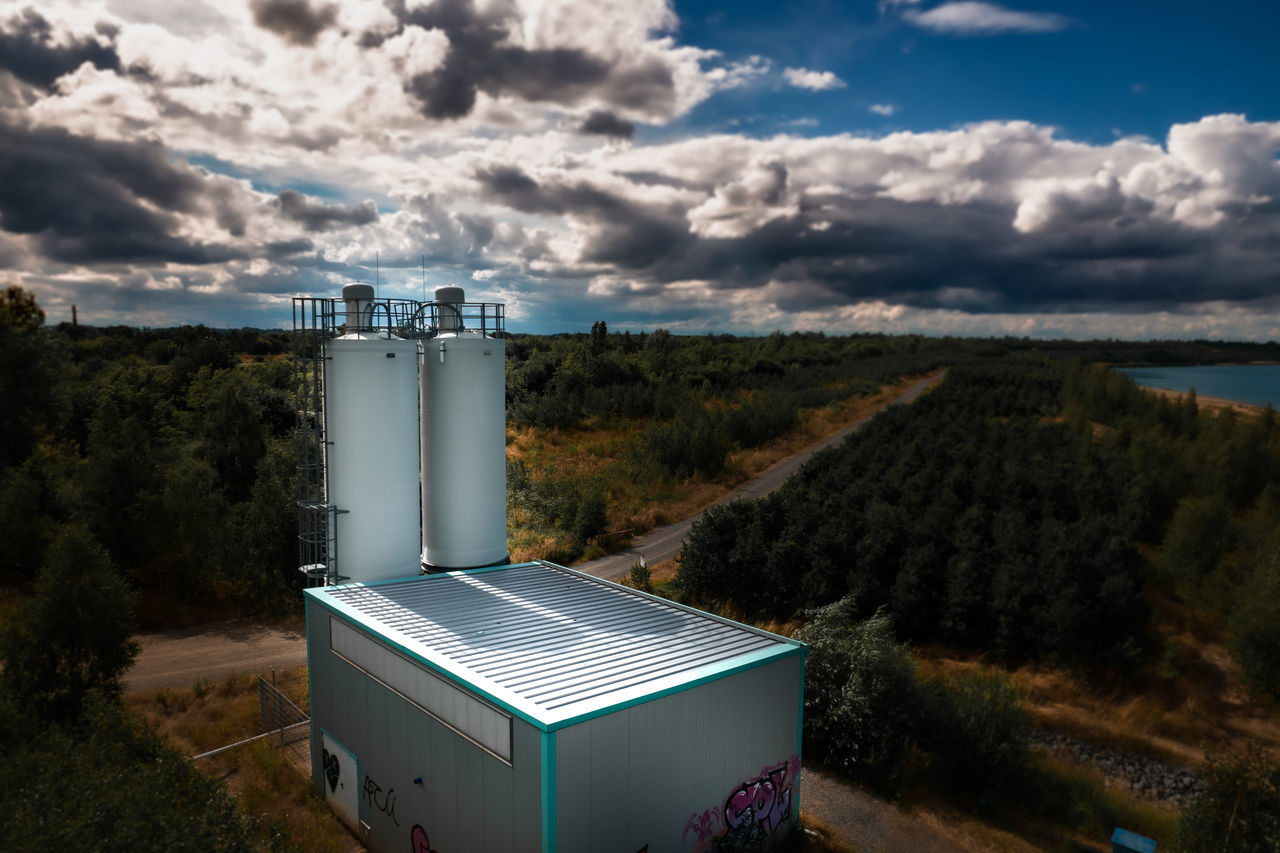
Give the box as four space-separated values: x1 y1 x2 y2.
795 597 919 796
0 696 256 852
625 561 653 593
0 525 139 723
1174 744 1280 853
572 489 608 543
918 670 1031 794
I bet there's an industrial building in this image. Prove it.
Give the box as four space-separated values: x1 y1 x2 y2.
294 285 807 852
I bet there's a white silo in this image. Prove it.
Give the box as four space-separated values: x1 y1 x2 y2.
324 284 421 583
420 286 508 569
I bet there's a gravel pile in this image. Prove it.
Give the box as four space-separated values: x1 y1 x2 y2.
1034 731 1205 810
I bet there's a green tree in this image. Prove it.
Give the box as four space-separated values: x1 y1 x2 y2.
0 525 140 723
1229 493 1280 700
0 286 65 471
0 696 256 852
918 671 1031 794
795 597 919 795
1159 494 1235 598
228 436 300 606
186 366 268 503
1175 745 1280 853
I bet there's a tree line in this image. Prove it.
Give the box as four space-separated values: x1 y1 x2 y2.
677 357 1280 687
0 287 299 617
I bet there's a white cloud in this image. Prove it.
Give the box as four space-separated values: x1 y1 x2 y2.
783 67 847 91
904 2 1072 35
2 4 1278 340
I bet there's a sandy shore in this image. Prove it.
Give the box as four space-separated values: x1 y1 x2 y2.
1140 385 1267 416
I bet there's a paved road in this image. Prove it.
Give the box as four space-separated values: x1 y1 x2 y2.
579 373 940 582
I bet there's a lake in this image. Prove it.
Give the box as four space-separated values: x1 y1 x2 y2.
1117 364 1279 408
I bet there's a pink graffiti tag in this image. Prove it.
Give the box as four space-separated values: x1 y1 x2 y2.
410 824 438 853
682 806 723 844
682 756 799 851
723 762 793 835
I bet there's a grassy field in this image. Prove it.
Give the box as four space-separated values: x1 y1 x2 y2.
127 668 360 853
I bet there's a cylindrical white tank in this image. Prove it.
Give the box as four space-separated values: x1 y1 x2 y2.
325 324 421 583
420 291 507 569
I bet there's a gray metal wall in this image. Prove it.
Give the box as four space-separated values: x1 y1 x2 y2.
554 655 804 853
307 603 544 853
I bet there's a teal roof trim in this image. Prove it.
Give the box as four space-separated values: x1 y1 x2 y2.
541 729 557 853
306 562 807 730
546 643 804 731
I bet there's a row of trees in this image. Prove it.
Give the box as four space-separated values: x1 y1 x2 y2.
1061 360 1280 696
0 287 299 615
679 361 1150 665
505 323 974 432
678 357 1280 686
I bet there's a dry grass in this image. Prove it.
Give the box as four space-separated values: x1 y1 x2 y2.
915 618 1280 773
127 668 360 853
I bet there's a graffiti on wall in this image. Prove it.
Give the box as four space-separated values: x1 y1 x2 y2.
410 825 438 853
683 755 800 852
322 747 340 793
364 774 399 826
683 807 722 846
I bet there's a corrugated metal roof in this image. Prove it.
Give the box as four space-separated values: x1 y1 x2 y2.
308 561 803 728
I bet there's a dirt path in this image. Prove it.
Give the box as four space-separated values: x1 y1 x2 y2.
126 619 307 693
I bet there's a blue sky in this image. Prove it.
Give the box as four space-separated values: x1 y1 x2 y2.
669 1 1280 142
1 1 1278 339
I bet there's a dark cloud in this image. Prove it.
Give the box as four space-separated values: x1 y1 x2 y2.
578 111 635 140
475 166 696 267
266 238 315 259
0 8 119 89
387 0 673 120
595 59 675 114
617 171 713 192
474 167 551 212
277 190 378 231
476 162 1280 318
0 118 242 264
249 0 337 47
395 194 496 263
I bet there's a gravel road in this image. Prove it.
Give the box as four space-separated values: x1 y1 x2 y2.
126 619 307 693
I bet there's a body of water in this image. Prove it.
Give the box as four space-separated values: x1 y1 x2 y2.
1117 364 1279 408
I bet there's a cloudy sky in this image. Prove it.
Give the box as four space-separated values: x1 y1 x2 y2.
1 0 1278 338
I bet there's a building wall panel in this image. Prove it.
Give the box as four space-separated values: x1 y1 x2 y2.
555 656 803 853
307 603 543 853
